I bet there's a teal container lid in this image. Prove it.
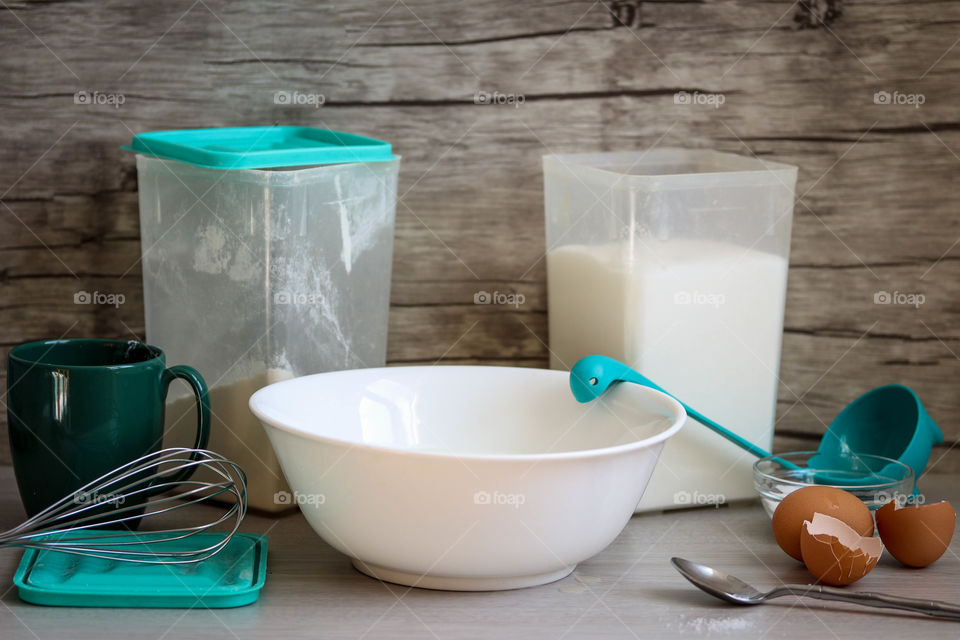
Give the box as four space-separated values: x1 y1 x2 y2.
123 126 393 170
14 532 267 608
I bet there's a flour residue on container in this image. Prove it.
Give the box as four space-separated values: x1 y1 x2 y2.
334 174 353 274
305 267 352 366
270 243 356 369
192 223 259 282
331 169 392 276
228 242 259 282
193 224 231 274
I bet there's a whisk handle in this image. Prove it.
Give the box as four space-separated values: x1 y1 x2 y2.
150 365 211 494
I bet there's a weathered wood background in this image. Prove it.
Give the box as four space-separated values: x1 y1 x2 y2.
2 0 959 472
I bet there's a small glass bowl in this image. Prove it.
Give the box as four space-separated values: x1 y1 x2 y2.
753 451 914 518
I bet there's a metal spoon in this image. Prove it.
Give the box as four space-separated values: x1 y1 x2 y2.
671 557 960 620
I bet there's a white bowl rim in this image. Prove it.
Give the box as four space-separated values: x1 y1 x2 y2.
248 365 687 462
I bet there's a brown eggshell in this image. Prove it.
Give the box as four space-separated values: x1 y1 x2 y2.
800 513 883 586
876 500 956 568
772 486 874 561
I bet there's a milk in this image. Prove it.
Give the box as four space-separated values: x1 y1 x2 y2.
547 239 789 511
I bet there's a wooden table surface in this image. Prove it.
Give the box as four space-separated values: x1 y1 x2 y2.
1 466 958 639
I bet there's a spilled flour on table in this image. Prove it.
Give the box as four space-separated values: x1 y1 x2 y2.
677 615 753 634
557 574 604 594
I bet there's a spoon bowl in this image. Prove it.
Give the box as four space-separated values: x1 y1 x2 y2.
670 557 765 605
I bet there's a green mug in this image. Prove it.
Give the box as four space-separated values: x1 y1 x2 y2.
7 338 210 518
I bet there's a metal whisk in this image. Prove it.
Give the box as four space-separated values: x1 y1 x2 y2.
1 448 247 564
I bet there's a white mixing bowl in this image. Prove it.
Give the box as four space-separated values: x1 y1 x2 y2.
249 366 685 591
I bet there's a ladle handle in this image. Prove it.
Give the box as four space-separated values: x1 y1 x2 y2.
614 368 773 459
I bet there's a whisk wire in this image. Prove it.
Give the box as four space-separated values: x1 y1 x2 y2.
1 448 247 564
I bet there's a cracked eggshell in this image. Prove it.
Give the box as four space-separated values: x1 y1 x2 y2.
800 512 883 586
772 486 874 561
876 500 956 568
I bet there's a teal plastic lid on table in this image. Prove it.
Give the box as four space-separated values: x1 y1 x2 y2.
14 532 268 608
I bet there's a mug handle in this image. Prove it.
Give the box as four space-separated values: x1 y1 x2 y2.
154 365 212 489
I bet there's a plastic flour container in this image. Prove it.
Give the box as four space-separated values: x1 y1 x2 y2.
126 126 399 511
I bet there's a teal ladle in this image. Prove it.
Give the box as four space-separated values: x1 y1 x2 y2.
570 355 940 483
570 354 772 459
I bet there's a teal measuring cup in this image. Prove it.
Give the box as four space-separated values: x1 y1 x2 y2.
570 355 941 483
815 384 943 481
